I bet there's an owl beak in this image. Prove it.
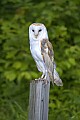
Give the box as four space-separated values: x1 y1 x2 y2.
34 31 39 38
35 34 38 38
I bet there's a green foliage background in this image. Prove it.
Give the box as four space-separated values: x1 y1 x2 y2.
0 0 80 119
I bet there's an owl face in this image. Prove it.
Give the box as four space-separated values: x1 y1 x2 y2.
29 23 48 41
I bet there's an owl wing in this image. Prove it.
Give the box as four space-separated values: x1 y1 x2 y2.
41 39 63 86
41 39 54 61
41 39 54 83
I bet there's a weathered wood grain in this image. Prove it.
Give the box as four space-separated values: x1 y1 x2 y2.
28 79 50 120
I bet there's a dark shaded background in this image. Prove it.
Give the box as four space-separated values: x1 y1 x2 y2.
0 0 80 119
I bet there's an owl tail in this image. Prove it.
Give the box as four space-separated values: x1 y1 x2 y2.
53 69 63 86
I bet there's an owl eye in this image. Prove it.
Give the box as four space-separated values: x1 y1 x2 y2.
39 29 42 32
32 29 34 32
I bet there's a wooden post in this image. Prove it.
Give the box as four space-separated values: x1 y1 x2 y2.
28 79 50 120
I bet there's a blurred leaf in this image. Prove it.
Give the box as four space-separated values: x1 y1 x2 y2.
12 61 22 69
4 71 17 81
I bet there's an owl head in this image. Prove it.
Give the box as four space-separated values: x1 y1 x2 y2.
29 23 48 41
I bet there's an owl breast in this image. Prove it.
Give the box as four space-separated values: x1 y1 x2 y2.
30 41 43 61
30 40 45 72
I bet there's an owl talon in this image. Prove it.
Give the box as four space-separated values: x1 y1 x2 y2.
35 78 43 81
43 79 49 84
35 78 38 80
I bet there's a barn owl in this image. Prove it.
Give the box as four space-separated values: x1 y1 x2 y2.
29 23 63 86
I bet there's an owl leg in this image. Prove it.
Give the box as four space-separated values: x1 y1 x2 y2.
43 70 47 79
41 73 45 79
42 70 49 84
